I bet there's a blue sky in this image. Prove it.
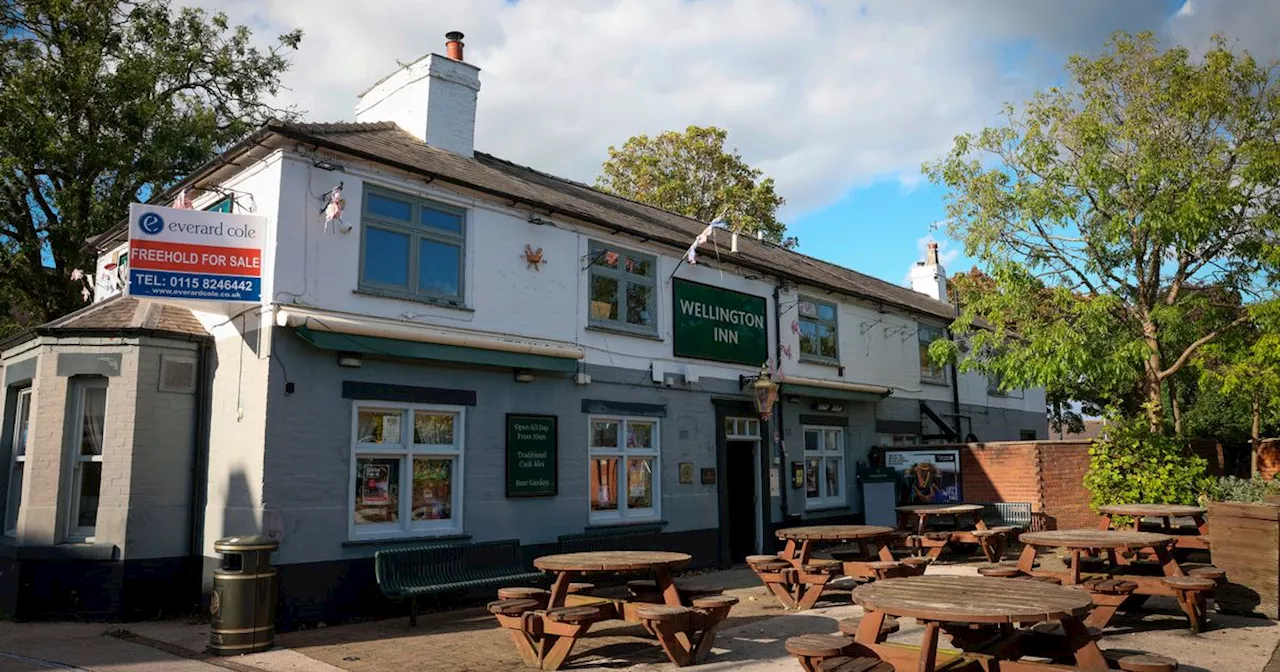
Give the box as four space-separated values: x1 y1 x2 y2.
193 0 1272 287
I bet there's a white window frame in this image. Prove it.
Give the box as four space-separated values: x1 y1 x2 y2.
803 426 846 510
724 416 761 440
348 402 466 541
797 296 840 364
919 324 948 383
4 388 31 537
67 379 107 542
588 416 661 524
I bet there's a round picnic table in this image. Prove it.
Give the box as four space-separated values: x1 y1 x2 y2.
534 551 691 608
776 525 897 565
851 575 1106 671
1097 504 1210 550
1017 529 1182 586
896 503 986 535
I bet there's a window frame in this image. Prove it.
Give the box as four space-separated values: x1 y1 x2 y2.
66 378 107 542
802 426 846 510
724 417 761 440
918 324 949 384
348 401 466 541
586 240 659 337
587 415 661 524
4 387 31 537
359 185 467 305
797 296 840 364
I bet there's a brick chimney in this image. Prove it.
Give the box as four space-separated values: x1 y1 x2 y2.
355 31 481 156
910 241 948 303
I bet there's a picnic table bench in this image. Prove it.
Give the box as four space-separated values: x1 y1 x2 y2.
488 550 734 669
1018 529 1224 633
375 539 545 626
748 525 906 610
896 503 1013 563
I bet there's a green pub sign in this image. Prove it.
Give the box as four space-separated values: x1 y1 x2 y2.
672 278 768 366
506 414 557 497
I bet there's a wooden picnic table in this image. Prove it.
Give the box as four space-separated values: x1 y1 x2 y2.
1097 503 1209 550
493 551 730 669
851 575 1116 671
749 526 898 609
896 503 1009 562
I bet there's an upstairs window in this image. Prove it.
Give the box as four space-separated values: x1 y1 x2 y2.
360 187 466 304
587 241 657 336
798 297 839 363
918 325 947 383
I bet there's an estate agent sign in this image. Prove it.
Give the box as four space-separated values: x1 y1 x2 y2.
672 278 768 366
128 203 265 302
506 414 558 497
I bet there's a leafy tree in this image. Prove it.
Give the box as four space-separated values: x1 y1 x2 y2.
926 32 1280 434
0 0 301 323
1195 305 1280 473
1083 418 1212 511
596 125 796 247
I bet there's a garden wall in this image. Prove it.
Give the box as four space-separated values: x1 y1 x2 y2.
1256 439 1280 479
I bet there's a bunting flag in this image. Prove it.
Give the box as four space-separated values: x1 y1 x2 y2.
173 189 194 209
684 221 718 265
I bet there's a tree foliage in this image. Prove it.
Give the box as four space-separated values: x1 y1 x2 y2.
0 0 301 324
1083 418 1212 512
596 125 796 247
926 32 1280 433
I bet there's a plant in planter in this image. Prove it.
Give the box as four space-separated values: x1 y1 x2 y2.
1084 419 1214 517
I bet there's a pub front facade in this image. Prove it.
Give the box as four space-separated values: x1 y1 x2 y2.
0 35 1046 624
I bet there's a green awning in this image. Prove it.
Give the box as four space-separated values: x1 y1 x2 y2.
782 383 889 403
294 325 578 374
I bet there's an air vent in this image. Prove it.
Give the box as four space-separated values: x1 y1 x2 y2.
158 356 197 394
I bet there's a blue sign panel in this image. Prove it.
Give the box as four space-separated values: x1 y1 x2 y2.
130 269 262 302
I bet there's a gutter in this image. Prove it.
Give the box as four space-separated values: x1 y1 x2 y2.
274 306 584 360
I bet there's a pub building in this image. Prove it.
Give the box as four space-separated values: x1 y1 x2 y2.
0 34 1046 624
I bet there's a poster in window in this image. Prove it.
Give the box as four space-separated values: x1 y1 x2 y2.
361 462 392 505
805 458 819 497
884 448 961 504
382 414 402 444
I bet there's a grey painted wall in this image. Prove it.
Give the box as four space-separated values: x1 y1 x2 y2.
259 331 748 566
778 397 876 521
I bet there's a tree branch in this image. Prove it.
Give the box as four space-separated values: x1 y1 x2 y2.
1159 313 1251 380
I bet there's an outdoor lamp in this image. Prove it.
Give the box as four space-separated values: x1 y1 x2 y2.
740 364 780 421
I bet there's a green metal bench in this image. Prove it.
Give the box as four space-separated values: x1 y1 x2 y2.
979 502 1033 531
556 527 663 554
375 539 544 625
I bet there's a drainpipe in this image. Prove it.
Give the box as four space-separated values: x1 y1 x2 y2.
947 300 963 440
773 282 789 526
188 339 213 607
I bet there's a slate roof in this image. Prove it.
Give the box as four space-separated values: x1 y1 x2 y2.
267 120 959 321
37 296 208 339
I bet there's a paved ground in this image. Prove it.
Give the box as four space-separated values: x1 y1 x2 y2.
2 556 1279 671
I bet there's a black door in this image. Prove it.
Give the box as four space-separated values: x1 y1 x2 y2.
726 440 757 562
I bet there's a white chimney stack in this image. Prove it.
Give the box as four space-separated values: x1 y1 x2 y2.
910 241 949 303
355 31 481 156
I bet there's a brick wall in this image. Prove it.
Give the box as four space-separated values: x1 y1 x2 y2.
1036 442 1094 530
960 442 1042 505
1257 439 1280 479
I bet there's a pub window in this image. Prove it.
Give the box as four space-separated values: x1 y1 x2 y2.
360 186 466 304
803 426 845 510
918 324 948 383
350 402 464 539
588 416 660 523
724 417 760 440
4 388 31 536
798 296 838 363
67 378 106 541
587 241 657 336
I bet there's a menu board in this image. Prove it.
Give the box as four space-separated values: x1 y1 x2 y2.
506 414 557 497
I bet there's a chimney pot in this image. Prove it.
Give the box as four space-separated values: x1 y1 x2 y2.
446 31 465 61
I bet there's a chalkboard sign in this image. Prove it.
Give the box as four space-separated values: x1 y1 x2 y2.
506 414 557 497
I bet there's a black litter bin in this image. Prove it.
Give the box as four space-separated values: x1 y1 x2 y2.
209 535 279 655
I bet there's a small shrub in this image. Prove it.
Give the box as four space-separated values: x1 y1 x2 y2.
1083 419 1213 512
1204 474 1280 504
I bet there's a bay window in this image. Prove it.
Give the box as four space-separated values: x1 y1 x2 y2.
68 378 107 540
588 416 659 522
803 426 845 510
4 388 31 536
351 402 464 539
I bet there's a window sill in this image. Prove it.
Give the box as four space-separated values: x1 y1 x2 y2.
353 289 473 312
343 532 470 547
584 519 667 531
799 356 841 367
920 377 950 387
585 324 663 342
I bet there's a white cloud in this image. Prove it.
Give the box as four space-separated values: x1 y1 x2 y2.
185 0 1276 221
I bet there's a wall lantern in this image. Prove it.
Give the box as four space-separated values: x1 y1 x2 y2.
337 352 363 368
739 364 780 421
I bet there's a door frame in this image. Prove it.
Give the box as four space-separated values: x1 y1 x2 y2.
713 399 769 568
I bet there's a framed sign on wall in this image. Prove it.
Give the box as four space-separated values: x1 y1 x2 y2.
506 414 558 497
